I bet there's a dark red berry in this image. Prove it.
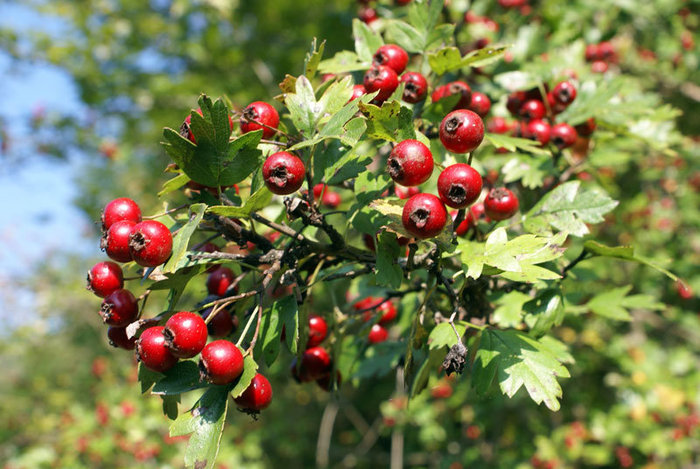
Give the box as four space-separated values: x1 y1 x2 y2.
451 211 471 236
199 340 245 385
467 92 491 117
585 44 599 62
402 193 448 239
183 107 233 143
432 81 472 110
506 91 526 115
522 119 551 145
484 187 519 221
163 312 208 358
262 151 306 195
87 261 124 298
354 297 398 325
364 65 399 103
350 84 366 102
399 72 428 103
519 99 546 121
298 346 332 382
101 220 136 263
373 44 409 75
206 267 236 296
100 289 139 327
368 324 388 343
316 370 342 392
128 220 173 268
358 7 378 24
136 326 178 373
307 315 328 348
439 109 485 154
488 117 513 134
234 373 273 411
575 118 596 137
387 139 434 187
550 123 578 149
437 164 483 209
321 191 342 208
102 198 141 230
552 81 577 106
107 326 137 350
240 101 279 139
395 0 412 5
202 306 238 338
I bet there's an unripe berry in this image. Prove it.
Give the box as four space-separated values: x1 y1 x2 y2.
199 340 244 385
519 99 546 121
373 44 409 75
550 123 578 149
136 326 178 373
467 92 491 117
206 266 236 296
439 109 485 154
364 65 399 103
129 220 173 267
100 289 139 326
201 306 238 338
262 151 306 195
87 261 124 298
484 187 519 221
107 326 137 350
402 193 448 239
102 197 141 230
552 81 577 106
234 373 273 411
307 315 328 348
437 164 483 209
350 84 366 102
522 119 551 145
399 72 428 103
368 324 388 344
432 81 472 110
164 312 208 358
101 220 136 263
240 101 279 139
387 139 434 187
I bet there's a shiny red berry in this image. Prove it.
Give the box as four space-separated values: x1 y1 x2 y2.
297 346 332 382
519 99 546 121
373 44 409 75
234 373 273 411
432 81 472 110
262 151 306 195
307 315 328 348
467 92 491 117
101 220 136 263
399 72 428 103
321 191 342 208
100 289 139 326
350 84 366 102
488 116 513 134
506 91 526 115
87 261 124 298
484 187 519 221
354 297 397 325
364 65 399 103
439 109 485 154
550 123 578 149
240 101 279 139
402 193 448 239
437 164 483 209
206 267 236 296
101 197 141 230
136 326 178 373
199 340 244 385
202 306 238 338
183 107 233 143
129 220 173 267
164 312 208 358
107 326 137 350
522 119 551 145
358 7 378 24
368 324 388 344
552 81 577 106
387 139 434 187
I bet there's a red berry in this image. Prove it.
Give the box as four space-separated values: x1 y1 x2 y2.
552 81 577 106
321 191 342 208
101 197 141 230
522 119 551 145
358 7 378 24
129 220 173 267
100 289 139 326
387 139 434 187
183 107 233 143
432 81 472 110
354 297 398 324
575 118 596 137
373 44 409 75
439 109 485 154
394 185 420 199
451 211 472 236
206 267 236 296
312 183 328 198
136 326 178 373
676 280 693 300
262 151 306 195
350 84 366 102
591 60 608 73
234 373 273 411
484 187 519 221
240 101 279 139
364 65 399 103
437 164 483 209
164 312 208 358
307 315 328 348
506 91 526 115
316 370 342 392
368 324 388 343
297 346 332 382
202 306 238 338
199 340 245 384
107 326 137 350
395 0 412 5
550 123 578 149
399 72 428 103
488 116 513 134
101 220 136 263
584 44 599 62
402 193 448 239
87 261 124 298
519 99 546 121
467 92 491 117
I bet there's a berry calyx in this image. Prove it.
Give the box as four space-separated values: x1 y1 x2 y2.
399 72 428 103
387 139 434 187
199 340 245 385
100 289 139 326
373 44 409 75
107 326 137 350
163 312 208 359
432 81 472 110
307 315 328 348
437 164 483 209
87 261 124 298
550 123 578 149
552 81 577 106
402 193 448 239
136 326 178 373
234 373 273 411
439 109 485 154
206 266 236 296
519 99 546 121
202 306 238 338
363 65 399 103
262 151 306 195
240 101 279 139
368 324 388 344
101 220 136 263
102 197 141 230
484 187 519 221
467 92 491 117
129 220 173 268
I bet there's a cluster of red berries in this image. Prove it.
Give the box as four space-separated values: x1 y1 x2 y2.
354 296 398 344
290 314 340 391
585 41 617 73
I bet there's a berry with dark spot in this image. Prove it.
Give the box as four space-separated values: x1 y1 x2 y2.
437 163 483 209
387 139 434 187
262 151 306 195
129 220 173 268
373 44 409 74
439 109 485 154
136 326 178 373
402 193 448 239
484 187 519 221
100 289 139 327
432 81 472 110
399 72 428 103
163 312 208 358
551 123 578 149
552 81 577 106
101 220 137 263
364 65 399 103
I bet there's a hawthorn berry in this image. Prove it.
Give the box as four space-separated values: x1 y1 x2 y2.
591 60 609 73
676 280 693 300
262 151 306 195
522 119 551 145
107 326 137 350
552 81 577 106
387 139 434 187
575 118 596 137
102 197 141 230
129 220 173 267
358 7 378 24
316 370 342 392
467 92 491 117
506 91 526 115
402 193 448 239
136 326 178 373
101 220 137 263
484 187 519 221
350 84 366 102
519 99 547 121
437 164 483 209
307 315 328 348
321 190 342 209
202 306 238 338
368 324 388 344
297 346 332 382
488 116 513 134
550 123 578 149
206 266 236 296
394 185 420 199
240 101 279 139
373 44 409 75
363 65 399 103
432 81 472 109
354 297 397 325
87 261 124 298
100 289 139 327
234 373 273 411
183 107 234 143
164 312 208 358
199 340 245 385
439 109 485 154
399 72 428 103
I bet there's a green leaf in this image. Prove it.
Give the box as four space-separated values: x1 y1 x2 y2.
585 286 664 321
163 203 206 273
161 394 180 420
304 38 325 79
501 154 554 188
385 20 424 53
353 18 383 62
325 150 372 185
206 187 273 218
274 295 299 354
484 133 549 155
152 361 205 395
138 362 163 394
491 291 530 328
358 100 416 142
170 386 229 469
317 50 368 74
583 240 678 281
354 341 404 379
258 304 283 367
159 173 190 197
230 355 259 398
472 329 570 411
523 289 565 337
375 231 403 289
285 75 319 135
411 349 444 398
428 321 467 350
427 45 507 75
353 171 391 205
